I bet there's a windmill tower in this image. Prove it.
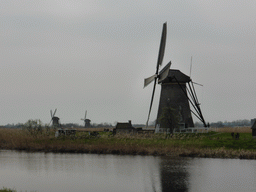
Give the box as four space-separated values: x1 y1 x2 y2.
156 70 194 128
144 22 206 129
81 110 91 128
49 108 61 127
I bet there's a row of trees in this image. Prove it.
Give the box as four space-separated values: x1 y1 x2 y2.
2 112 253 129
3 122 114 128
206 119 251 128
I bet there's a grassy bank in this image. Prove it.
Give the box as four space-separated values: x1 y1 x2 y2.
0 127 256 159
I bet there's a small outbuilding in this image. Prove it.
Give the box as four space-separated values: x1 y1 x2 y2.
251 120 256 139
113 120 136 134
55 128 76 137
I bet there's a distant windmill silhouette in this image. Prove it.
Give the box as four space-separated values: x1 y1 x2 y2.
49 108 61 127
81 110 91 128
144 22 207 128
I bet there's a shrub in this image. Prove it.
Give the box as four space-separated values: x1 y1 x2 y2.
22 119 43 138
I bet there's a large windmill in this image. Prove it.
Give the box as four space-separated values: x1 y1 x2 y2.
49 108 61 127
144 22 206 129
81 110 91 128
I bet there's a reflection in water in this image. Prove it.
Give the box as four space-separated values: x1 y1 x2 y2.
160 157 189 192
1 150 256 192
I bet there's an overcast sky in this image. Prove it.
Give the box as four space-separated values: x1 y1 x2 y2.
1 1 256 125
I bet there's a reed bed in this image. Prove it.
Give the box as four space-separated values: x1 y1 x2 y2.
208 126 251 133
1 128 256 159
0 188 14 192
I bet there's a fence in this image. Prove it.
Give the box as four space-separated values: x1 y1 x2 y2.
155 127 209 134
173 127 209 133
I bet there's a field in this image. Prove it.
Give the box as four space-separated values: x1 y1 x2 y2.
0 127 256 159
208 126 251 133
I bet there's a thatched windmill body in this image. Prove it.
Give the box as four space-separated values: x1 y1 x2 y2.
144 22 206 129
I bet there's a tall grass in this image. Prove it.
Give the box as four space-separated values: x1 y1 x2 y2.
1 128 256 159
209 126 251 133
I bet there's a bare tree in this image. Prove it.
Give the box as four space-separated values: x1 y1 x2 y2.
158 106 179 133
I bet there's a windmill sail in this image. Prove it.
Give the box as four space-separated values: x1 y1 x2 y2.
144 22 167 127
144 74 157 88
156 22 167 67
158 61 171 83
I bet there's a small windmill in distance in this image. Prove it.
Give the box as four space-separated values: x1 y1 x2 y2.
49 108 61 127
81 110 91 128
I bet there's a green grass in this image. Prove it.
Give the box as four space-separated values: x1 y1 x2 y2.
197 132 256 150
31 131 256 151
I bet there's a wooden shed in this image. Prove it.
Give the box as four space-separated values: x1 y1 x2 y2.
55 128 76 137
251 120 256 138
113 120 136 134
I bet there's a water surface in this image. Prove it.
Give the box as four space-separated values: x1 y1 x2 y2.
0 150 255 192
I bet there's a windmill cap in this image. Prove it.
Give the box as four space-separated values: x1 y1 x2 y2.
159 69 191 84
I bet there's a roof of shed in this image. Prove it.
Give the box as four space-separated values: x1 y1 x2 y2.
116 122 134 129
